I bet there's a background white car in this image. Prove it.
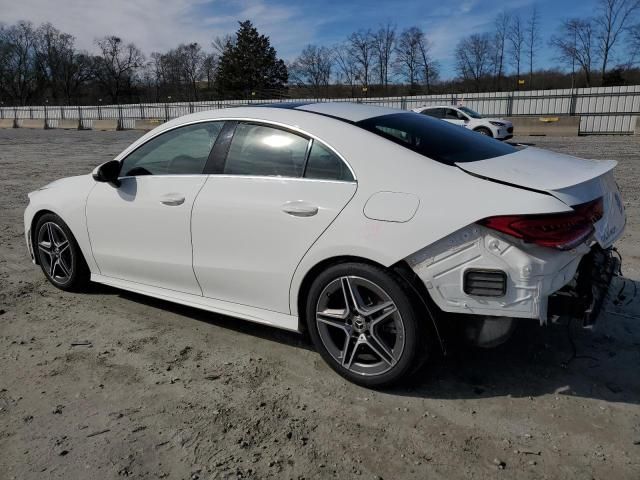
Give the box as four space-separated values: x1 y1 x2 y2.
413 105 514 140
24 102 624 388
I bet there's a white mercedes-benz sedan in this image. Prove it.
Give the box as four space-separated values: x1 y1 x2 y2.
24 102 625 387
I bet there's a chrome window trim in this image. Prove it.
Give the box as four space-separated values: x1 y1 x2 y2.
115 116 358 182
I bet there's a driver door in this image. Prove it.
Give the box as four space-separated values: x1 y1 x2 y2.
86 121 223 295
445 108 468 127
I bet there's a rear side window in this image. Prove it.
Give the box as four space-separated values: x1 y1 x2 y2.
304 141 354 182
356 112 516 165
224 123 308 177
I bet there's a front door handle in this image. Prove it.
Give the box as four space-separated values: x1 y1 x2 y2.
281 200 318 217
160 194 185 206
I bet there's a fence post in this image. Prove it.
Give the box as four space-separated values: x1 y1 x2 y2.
78 105 83 129
140 103 145 119
98 100 102 120
569 91 577 116
401 97 407 110
507 94 514 116
189 102 194 114
60 106 65 120
0 106 3 119
118 104 123 130
44 102 48 128
164 102 169 121
30 106 33 119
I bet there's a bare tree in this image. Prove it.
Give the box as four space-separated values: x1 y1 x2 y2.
202 53 217 90
456 33 492 91
0 21 39 105
416 31 439 93
177 43 204 100
394 27 422 89
493 11 511 90
289 44 333 98
372 23 396 92
550 18 596 87
333 42 357 95
526 5 541 87
508 15 525 86
347 29 374 92
93 36 144 103
595 0 640 79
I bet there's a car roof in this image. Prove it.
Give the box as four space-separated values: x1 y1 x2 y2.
258 101 403 122
420 105 459 110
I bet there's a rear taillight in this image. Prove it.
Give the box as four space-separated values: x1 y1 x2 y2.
478 198 603 250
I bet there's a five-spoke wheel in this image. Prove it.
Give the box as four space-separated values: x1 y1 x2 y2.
34 213 89 291
306 262 426 387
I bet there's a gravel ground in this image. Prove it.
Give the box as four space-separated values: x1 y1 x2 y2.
1 129 639 480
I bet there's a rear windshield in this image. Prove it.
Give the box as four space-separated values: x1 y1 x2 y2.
355 112 516 165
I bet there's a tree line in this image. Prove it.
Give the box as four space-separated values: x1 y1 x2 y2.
1 0 640 106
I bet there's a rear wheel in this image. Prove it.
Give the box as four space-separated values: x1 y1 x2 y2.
475 127 493 137
305 262 426 388
34 213 90 291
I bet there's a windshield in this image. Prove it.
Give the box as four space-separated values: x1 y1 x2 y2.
458 106 483 119
355 112 516 165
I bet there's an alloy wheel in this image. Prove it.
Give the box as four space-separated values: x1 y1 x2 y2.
315 276 405 376
37 221 74 284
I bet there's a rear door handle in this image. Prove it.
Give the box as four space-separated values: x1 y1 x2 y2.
160 194 185 206
281 200 318 217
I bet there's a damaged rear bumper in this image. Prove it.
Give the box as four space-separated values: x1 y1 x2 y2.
548 246 619 327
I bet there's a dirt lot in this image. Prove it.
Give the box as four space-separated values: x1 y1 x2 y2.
1 129 639 480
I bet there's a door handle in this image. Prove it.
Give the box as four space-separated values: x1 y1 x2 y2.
160 194 185 206
281 200 318 217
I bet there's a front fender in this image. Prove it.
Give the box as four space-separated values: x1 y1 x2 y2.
24 175 99 273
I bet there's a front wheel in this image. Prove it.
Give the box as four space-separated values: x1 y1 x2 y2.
305 262 427 388
34 213 90 291
475 127 493 137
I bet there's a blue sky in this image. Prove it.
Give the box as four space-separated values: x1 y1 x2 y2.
2 0 600 78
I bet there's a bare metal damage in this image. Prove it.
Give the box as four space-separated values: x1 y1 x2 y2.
405 225 591 323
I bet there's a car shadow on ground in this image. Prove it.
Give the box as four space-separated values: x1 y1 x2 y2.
88 277 640 406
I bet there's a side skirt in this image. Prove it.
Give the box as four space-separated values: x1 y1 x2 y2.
91 274 300 332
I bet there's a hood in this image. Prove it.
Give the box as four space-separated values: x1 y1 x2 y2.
456 147 617 206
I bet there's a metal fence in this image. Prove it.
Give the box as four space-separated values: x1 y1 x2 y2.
2 84 639 134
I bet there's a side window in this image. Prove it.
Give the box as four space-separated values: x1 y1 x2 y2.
422 108 442 118
445 109 461 120
224 123 308 177
304 141 354 182
121 122 223 176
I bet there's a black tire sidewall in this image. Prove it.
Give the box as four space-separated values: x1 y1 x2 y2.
34 213 87 291
305 262 424 388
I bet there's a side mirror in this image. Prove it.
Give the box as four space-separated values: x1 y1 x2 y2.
92 160 121 187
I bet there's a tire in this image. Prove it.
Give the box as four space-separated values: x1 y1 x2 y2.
475 127 493 137
305 262 426 388
34 213 90 292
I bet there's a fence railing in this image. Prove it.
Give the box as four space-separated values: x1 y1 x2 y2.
2 85 639 134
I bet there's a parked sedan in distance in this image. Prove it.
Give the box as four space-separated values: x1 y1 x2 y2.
413 105 514 140
25 102 624 387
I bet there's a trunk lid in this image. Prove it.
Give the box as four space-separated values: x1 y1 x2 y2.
456 147 626 248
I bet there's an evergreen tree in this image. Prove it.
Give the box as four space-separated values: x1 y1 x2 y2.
215 20 288 99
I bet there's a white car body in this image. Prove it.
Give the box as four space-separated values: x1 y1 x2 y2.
24 103 624 339
412 105 514 140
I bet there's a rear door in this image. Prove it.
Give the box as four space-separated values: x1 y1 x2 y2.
191 122 357 314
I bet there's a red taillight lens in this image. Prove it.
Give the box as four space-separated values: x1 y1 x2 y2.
479 198 603 250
